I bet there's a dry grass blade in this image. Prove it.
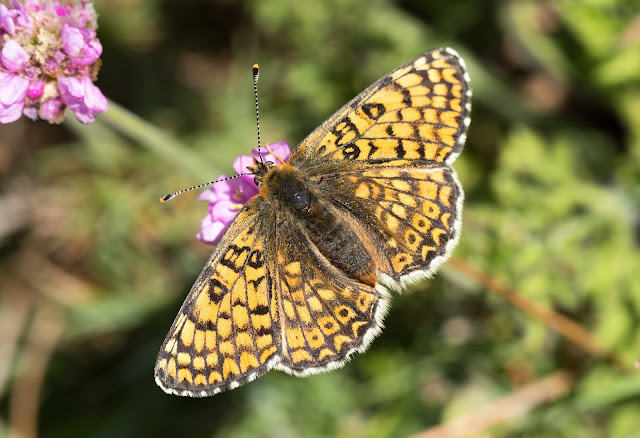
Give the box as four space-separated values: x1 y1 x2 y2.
411 370 574 438
8 303 64 438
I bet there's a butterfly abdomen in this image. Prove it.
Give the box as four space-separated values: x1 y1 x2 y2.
263 165 377 286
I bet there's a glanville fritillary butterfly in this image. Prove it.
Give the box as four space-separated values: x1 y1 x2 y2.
155 48 472 396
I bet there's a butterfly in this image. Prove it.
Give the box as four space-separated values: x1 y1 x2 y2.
155 47 471 397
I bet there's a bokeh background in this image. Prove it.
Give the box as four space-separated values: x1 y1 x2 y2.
2 0 640 437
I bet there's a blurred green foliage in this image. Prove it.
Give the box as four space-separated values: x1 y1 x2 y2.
1 0 639 437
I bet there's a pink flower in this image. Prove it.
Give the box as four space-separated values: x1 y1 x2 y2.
27 78 44 98
0 0 105 124
61 21 101 65
58 75 108 123
10 2 32 33
43 49 65 75
55 6 70 17
1 39 28 72
0 70 29 123
0 4 16 35
39 96 63 121
197 142 292 244
196 177 252 244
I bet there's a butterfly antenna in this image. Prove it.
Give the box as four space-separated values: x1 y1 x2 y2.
253 63 264 164
161 64 263 204
160 173 252 203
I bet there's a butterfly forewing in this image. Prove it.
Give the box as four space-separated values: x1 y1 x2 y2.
155 201 278 397
291 48 471 174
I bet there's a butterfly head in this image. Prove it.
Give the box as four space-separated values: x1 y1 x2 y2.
248 158 275 186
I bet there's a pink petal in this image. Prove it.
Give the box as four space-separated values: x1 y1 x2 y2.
204 173 258 203
231 176 259 200
208 200 241 223
197 175 230 203
27 79 44 99
0 4 15 35
23 104 37 120
58 76 108 123
0 71 28 123
44 50 65 75
0 71 27 104
24 1 43 12
61 22 102 65
11 1 31 30
232 153 256 175
39 97 63 121
252 141 291 164
196 218 227 244
55 6 70 17
82 77 108 111
197 200 241 244
1 39 27 72
0 99 25 123
237 174 259 195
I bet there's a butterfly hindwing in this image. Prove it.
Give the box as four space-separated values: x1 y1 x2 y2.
314 165 463 290
269 213 389 375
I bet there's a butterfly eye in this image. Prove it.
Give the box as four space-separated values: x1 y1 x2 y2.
252 161 276 186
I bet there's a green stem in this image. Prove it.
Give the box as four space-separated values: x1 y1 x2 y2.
98 99 215 180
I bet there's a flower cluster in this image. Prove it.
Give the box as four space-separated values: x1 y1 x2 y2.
0 0 107 124
197 142 291 244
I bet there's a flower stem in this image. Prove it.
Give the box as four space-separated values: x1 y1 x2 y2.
98 100 215 179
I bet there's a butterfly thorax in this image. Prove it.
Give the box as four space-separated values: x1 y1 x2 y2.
260 164 377 286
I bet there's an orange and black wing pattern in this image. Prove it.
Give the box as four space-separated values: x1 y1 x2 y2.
154 196 390 396
155 201 278 396
313 165 464 290
290 48 471 175
290 47 470 289
267 209 389 376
